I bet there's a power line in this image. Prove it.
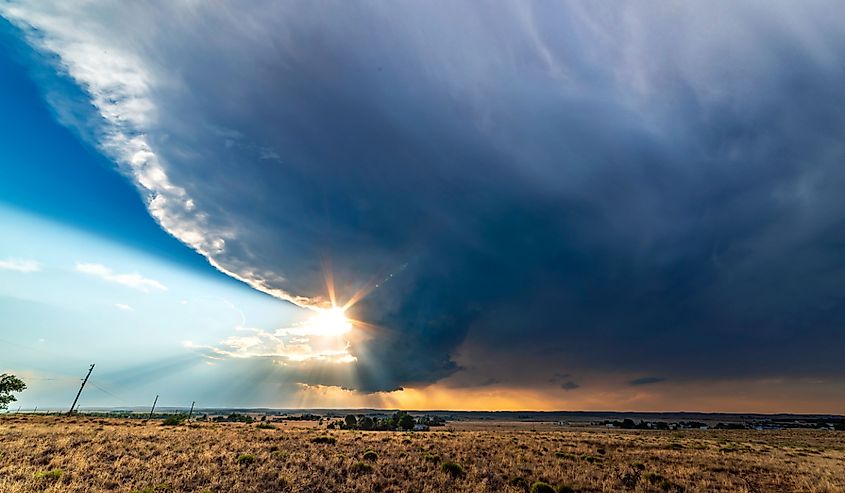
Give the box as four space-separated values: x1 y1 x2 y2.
89 381 129 405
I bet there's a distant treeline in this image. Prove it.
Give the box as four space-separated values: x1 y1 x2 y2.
327 411 446 431
597 418 845 431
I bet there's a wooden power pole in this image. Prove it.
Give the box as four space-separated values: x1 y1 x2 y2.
148 395 159 420
187 401 195 421
68 364 95 416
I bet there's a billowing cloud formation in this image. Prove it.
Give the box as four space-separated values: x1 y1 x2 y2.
5 2 845 393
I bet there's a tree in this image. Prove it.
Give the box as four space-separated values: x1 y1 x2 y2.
345 414 358 428
399 413 415 430
0 374 26 410
358 415 374 430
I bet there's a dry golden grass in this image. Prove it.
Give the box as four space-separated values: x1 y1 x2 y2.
1 415 844 492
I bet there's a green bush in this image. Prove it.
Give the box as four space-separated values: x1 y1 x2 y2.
237 454 256 466
440 461 465 479
362 449 378 461
34 469 62 480
424 452 441 463
580 454 603 464
311 435 337 445
557 484 576 493
161 415 186 426
530 481 556 493
350 461 373 474
256 422 276 430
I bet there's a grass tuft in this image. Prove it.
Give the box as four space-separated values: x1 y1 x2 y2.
530 481 556 493
34 469 63 480
236 453 256 466
350 461 373 474
441 461 466 479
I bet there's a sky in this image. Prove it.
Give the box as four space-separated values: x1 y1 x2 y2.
2 2 845 413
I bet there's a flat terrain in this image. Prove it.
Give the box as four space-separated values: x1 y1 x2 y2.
1 415 844 492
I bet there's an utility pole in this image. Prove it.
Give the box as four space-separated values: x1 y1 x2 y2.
148 395 159 420
67 364 95 416
187 401 195 421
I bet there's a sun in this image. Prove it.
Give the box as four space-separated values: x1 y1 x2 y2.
307 306 352 337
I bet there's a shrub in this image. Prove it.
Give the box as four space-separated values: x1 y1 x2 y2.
509 477 529 489
557 485 576 493
424 453 441 463
34 469 62 480
631 462 646 470
350 461 373 474
441 461 465 479
311 435 337 445
644 472 665 484
554 451 577 460
580 454 603 464
362 449 378 462
256 422 276 430
161 415 185 426
237 454 256 466
131 485 172 493
530 481 556 493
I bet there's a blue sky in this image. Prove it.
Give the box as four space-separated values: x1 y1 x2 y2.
3 3 845 412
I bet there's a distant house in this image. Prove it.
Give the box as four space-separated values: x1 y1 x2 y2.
413 424 429 431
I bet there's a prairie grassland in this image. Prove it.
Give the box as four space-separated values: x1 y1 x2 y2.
1 415 844 492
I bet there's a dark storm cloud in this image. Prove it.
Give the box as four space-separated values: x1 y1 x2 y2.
561 382 581 391
629 377 666 387
6 1 845 392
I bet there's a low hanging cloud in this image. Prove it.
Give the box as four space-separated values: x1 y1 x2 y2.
75 262 167 293
561 382 581 391
629 377 667 387
5 1 845 395
0 257 41 273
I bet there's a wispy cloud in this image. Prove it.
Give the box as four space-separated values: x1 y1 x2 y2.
561 381 581 391
629 377 666 386
75 262 167 292
114 303 133 311
0 257 41 273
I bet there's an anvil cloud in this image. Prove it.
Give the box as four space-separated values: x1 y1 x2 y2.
4 1 845 396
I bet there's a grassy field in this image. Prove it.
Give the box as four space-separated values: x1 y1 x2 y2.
1 415 844 492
